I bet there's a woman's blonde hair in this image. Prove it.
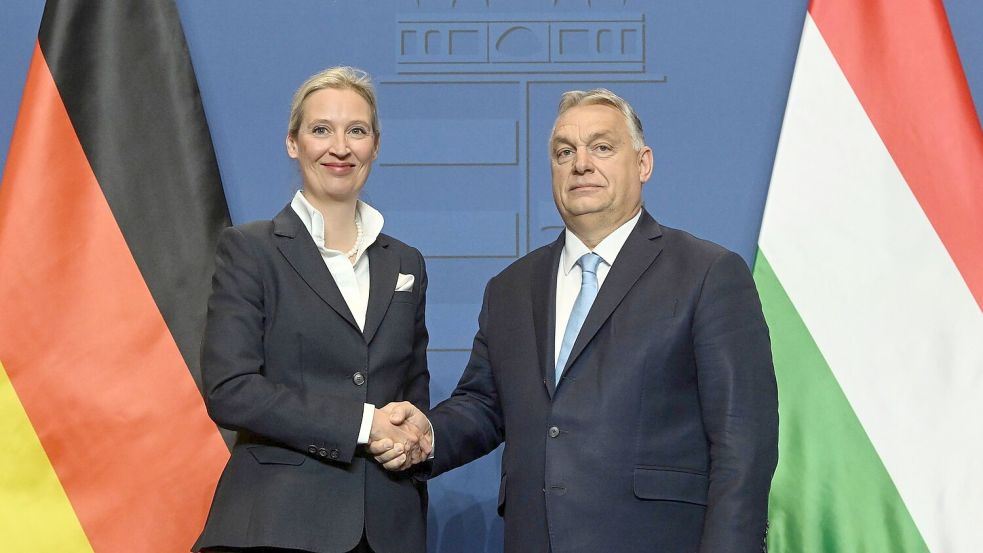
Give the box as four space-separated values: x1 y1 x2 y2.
287 66 379 141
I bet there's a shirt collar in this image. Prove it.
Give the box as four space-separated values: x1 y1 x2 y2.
560 209 642 275
290 190 384 263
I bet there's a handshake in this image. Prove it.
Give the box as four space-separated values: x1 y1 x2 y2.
367 402 433 471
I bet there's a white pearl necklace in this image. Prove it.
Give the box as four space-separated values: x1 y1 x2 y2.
345 213 363 261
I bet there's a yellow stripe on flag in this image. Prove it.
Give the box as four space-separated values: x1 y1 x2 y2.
0 361 94 553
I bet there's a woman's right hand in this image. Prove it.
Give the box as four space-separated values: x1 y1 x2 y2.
368 403 432 470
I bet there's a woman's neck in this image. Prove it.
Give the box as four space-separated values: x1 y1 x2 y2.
302 189 358 252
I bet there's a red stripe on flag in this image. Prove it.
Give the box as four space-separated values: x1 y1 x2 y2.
0 43 228 553
809 0 983 310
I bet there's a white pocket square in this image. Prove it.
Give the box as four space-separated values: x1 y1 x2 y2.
395 273 415 292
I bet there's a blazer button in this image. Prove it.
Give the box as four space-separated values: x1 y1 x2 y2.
317 448 328 457
548 426 560 438
307 445 318 454
329 448 340 460
352 372 366 386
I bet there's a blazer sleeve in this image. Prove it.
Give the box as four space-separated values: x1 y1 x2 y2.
428 280 506 477
200 226 363 463
692 250 779 553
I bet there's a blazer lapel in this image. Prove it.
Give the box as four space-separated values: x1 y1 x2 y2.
535 235 564 399
362 236 399 345
273 206 360 332
559 210 664 381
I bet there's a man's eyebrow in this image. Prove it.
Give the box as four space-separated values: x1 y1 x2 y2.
550 135 573 148
550 130 617 147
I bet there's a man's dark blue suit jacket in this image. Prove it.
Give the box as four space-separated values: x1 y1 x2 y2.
429 209 778 553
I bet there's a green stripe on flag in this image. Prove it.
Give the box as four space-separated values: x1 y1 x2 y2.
753 251 929 553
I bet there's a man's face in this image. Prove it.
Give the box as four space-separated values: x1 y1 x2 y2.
550 104 652 230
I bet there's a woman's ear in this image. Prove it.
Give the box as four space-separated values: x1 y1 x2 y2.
286 133 298 159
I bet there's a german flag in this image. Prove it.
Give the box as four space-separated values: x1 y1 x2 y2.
0 1 230 551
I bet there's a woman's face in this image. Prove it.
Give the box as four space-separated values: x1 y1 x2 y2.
286 87 378 203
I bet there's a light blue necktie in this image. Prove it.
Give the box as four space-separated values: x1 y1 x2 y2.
555 252 602 381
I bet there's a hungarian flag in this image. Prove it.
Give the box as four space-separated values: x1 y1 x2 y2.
754 1 983 552
0 1 230 551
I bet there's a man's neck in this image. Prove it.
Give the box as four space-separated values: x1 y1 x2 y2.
566 207 641 249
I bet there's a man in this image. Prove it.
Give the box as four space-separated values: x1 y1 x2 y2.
374 89 778 553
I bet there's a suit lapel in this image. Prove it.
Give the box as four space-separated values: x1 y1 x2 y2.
534 237 564 399
559 210 664 381
363 236 399 345
273 206 360 332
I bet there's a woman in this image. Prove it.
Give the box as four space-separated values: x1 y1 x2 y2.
193 67 430 553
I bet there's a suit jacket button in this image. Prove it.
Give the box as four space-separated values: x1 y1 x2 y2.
318 448 328 457
550 485 567 496
352 372 366 386
308 445 318 454
548 426 560 438
329 448 340 460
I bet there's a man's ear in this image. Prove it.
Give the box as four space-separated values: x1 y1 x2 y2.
638 145 654 183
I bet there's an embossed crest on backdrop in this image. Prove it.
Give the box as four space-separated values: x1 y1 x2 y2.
375 0 663 265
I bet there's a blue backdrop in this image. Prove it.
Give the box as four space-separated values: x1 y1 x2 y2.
2 2 981 551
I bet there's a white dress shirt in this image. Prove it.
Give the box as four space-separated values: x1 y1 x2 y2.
290 190 383 444
554 209 642 369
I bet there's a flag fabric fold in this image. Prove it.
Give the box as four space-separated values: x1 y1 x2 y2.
0 1 230 551
755 1 983 552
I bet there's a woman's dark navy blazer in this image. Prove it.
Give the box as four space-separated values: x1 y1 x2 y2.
193 204 429 553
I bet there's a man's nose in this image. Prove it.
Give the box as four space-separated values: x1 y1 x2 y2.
573 148 593 174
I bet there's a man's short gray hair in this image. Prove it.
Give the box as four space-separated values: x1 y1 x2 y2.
556 88 645 150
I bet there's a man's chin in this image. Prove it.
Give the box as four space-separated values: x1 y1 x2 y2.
562 203 607 218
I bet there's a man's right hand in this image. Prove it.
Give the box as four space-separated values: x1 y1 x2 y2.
368 402 432 471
